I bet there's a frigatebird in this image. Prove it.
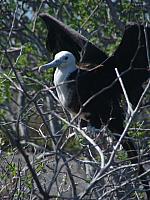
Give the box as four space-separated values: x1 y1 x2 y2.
39 14 150 198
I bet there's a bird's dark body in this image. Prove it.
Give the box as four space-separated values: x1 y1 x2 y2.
40 13 150 198
65 61 121 129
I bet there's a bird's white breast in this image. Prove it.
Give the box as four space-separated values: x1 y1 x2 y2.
54 66 76 108
54 68 68 106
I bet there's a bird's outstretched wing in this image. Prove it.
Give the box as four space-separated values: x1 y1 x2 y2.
92 24 150 106
113 24 150 106
77 23 150 106
39 13 107 65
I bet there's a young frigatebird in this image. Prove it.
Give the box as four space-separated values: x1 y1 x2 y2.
39 14 150 198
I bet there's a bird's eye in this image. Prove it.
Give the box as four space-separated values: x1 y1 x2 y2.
64 56 68 60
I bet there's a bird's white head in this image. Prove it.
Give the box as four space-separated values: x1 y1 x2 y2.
39 51 77 107
39 51 76 71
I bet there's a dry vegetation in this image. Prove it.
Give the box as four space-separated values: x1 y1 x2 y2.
0 1 150 199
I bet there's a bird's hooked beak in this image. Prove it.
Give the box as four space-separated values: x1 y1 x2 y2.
39 58 61 72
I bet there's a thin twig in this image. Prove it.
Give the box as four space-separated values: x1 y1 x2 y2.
115 68 133 115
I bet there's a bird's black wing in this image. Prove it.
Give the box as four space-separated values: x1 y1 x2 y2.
39 13 107 65
113 24 150 106
88 24 150 106
77 24 150 107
